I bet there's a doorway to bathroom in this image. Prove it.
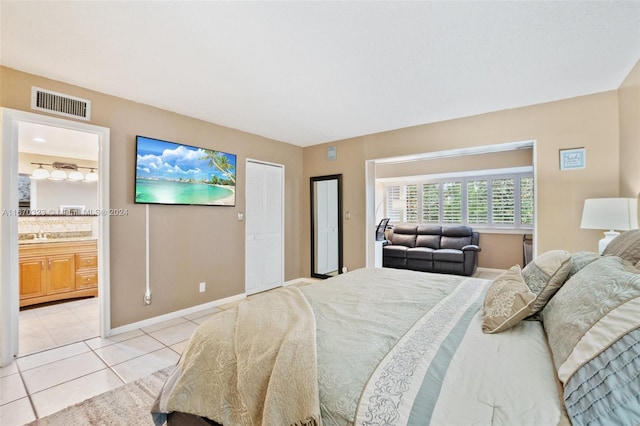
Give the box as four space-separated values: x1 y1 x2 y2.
1 108 111 365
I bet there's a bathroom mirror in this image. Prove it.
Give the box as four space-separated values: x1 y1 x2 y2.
310 174 343 279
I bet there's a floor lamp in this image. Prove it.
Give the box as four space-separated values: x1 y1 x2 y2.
580 198 639 254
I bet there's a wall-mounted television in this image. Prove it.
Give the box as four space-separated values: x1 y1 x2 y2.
135 135 236 206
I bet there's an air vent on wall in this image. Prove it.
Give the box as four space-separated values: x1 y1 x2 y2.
31 87 91 121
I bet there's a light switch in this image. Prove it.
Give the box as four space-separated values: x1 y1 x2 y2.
238 212 244 221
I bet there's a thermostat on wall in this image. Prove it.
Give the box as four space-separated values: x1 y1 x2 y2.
327 146 337 160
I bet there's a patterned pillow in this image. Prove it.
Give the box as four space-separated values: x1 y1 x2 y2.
521 250 572 314
541 256 640 426
566 251 600 280
602 229 640 264
482 265 536 334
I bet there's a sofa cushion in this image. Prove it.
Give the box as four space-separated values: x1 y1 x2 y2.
482 265 536 334
383 245 409 258
441 225 473 237
432 249 464 263
389 225 418 247
406 247 435 260
416 235 440 249
416 225 442 249
440 226 473 249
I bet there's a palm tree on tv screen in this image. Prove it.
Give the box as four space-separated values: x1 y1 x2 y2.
200 150 236 185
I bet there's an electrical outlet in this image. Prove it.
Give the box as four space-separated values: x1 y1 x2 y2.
143 291 151 305
199 282 206 292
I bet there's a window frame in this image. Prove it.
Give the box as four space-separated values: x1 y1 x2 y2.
384 170 534 231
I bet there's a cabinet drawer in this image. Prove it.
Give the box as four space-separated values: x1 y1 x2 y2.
76 270 98 289
75 253 97 269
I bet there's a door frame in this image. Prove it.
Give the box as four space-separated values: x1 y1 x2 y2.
0 108 111 366
244 159 285 295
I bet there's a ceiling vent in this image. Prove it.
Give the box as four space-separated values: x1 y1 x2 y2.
31 87 91 121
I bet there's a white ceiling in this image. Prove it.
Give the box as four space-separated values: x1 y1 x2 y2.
18 122 98 162
1 1 639 147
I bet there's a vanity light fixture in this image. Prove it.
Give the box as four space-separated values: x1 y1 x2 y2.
84 168 98 182
31 163 50 179
30 162 98 182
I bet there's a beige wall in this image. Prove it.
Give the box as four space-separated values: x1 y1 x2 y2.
1 66 303 328
619 60 640 206
2 60 635 329
302 91 621 272
375 148 533 179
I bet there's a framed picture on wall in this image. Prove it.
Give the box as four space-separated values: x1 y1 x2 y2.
559 147 586 170
18 174 31 202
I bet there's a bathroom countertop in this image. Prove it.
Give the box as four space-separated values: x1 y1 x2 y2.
19 237 98 245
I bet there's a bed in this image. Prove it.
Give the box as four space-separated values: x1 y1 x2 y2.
152 247 640 426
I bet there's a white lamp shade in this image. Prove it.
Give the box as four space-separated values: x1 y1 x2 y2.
581 198 639 231
581 198 639 254
84 170 98 182
49 169 67 180
31 166 50 179
67 171 84 181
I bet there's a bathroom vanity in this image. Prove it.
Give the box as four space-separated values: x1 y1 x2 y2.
18 239 98 307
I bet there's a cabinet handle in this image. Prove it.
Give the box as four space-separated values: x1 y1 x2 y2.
41 260 44 271
48 260 51 269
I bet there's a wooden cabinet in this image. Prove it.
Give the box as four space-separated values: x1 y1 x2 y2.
19 240 98 307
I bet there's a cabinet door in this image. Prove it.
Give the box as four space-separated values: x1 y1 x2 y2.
47 254 76 294
19 257 47 300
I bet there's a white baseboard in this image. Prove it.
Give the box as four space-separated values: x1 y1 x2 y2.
108 292 246 337
476 267 507 273
109 277 321 337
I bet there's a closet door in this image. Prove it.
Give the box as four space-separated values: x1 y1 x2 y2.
245 160 284 294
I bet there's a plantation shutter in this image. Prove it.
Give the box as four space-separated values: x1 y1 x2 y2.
442 181 462 224
405 184 418 223
492 178 515 224
467 179 488 224
386 185 402 223
422 183 440 223
520 177 534 225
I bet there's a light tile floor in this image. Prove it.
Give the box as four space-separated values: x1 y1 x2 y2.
0 272 500 426
1 298 222 426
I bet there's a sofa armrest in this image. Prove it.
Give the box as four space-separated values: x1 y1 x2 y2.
462 244 481 252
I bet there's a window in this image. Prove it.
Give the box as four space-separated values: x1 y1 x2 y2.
384 171 533 230
442 182 462 223
492 178 515 225
385 185 402 223
422 183 440 223
467 180 488 224
405 184 418 223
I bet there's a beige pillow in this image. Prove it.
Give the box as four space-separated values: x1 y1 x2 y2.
521 250 572 314
602 229 640 264
482 265 536 334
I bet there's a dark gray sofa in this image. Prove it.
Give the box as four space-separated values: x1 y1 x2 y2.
383 225 480 276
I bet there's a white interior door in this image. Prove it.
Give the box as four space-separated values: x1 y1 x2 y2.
245 160 283 294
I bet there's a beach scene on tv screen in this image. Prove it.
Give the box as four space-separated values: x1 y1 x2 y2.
135 136 236 206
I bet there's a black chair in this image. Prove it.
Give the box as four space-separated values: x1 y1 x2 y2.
375 218 390 241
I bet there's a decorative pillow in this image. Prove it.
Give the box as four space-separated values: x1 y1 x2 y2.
521 250 572 314
541 256 640 426
566 251 600 280
482 265 536 334
542 256 640 381
602 229 640 265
